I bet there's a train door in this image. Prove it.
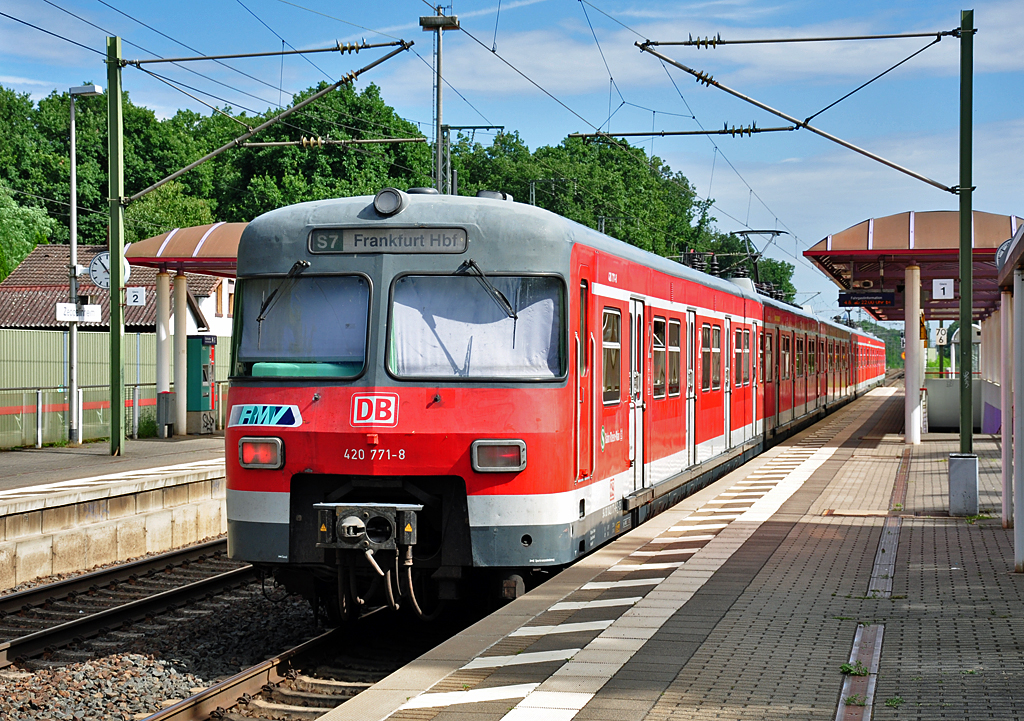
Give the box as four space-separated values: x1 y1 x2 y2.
686 310 696 466
723 317 732 450
575 274 593 482
629 298 645 492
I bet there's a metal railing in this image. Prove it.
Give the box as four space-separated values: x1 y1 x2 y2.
0 381 230 450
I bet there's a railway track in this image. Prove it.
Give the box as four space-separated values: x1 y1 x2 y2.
142 608 485 721
0 539 254 668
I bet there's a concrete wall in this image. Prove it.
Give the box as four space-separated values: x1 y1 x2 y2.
925 378 983 431
0 463 226 590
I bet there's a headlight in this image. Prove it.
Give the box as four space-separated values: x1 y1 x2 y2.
471 440 527 472
238 437 284 469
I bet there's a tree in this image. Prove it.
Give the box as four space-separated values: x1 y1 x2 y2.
125 180 215 244
0 183 56 282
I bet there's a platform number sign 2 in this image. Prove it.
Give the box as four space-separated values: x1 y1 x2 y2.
126 287 146 306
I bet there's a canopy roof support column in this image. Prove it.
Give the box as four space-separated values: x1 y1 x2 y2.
1002 289 1013 529
173 272 187 436
1014 270 1024 570
905 264 922 444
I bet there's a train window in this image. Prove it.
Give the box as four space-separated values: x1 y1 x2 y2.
653 317 667 399
579 281 589 375
809 337 816 375
602 309 622 403
390 275 564 379
734 330 743 387
796 337 804 377
758 331 764 384
668 320 681 396
236 276 369 378
743 330 751 384
765 332 773 383
781 334 791 380
701 324 711 392
712 325 721 390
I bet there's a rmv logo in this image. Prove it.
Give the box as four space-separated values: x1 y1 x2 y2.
350 393 399 427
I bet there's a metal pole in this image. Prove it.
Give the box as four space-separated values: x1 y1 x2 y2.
958 10 974 454
1002 290 1012 528
69 94 79 446
107 36 126 456
1014 269 1024 570
435 14 443 192
36 389 43 448
132 384 139 439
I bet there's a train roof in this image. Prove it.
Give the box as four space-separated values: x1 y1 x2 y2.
242 190 882 343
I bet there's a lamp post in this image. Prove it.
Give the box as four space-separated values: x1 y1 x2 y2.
68 84 103 445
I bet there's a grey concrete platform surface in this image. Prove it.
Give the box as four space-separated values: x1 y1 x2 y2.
0 434 224 493
323 385 1024 721
0 436 227 590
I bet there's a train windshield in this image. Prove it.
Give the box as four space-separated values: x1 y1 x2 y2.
235 276 369 378
389 275 564 379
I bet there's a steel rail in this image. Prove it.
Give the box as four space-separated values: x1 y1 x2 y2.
0 539 227 614
0 565 254 667
646 30 956 46
125 40 402 66
141 628 341 721
636 42 955 194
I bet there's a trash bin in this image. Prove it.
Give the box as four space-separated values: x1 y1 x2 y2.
948 453 979 516
156 391 175 439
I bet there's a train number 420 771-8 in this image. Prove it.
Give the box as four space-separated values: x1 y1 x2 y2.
344 448 406 460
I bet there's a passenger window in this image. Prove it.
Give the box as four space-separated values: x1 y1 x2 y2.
653 317 667 399
796 337 804 377
701 324 712 392
781 334 791 380
602 309 621 403
743 330 751 384
734 329 743 387
579 281 589 375
712 325 721 390
668 320 681 396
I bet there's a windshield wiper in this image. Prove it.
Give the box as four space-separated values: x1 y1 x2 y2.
256 260 310 347
456 259 518 320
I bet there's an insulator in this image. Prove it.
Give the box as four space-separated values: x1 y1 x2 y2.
694 71 714 87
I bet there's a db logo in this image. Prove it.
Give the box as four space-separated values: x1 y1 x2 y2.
350 393 399 427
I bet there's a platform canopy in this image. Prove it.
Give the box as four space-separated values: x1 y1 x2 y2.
804 210 1022 322
125 221 246 278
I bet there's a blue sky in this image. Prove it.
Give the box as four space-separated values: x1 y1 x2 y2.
1 0 1021 320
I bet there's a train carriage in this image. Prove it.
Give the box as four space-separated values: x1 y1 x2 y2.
226 188 886 616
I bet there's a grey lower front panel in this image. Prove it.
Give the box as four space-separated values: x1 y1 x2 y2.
228 519 291 563
471 523 574 567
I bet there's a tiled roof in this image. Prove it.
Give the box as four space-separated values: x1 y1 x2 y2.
0 244 222 330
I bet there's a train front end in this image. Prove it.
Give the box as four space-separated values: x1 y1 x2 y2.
225 189 573 618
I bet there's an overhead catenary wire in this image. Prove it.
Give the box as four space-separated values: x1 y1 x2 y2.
0 10 104 55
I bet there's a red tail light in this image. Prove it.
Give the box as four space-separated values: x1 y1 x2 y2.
239 437 284 469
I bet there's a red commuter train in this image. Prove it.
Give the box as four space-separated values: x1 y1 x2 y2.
225 187 886 618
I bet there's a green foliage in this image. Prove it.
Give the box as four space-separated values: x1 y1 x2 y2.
840 660 869 676
0 80 798 296
859 319 903 369
126 180 215 244
0 183 56 282
885 696 905 708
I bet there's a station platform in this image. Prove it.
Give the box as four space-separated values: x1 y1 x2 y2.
325 386 1019 721
0 436 226 591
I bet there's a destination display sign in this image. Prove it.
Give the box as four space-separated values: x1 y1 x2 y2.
839 291 895 307
309 227 468 254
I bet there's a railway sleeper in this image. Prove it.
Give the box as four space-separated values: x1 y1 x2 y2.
271 684 349 708
291 674 371 696
246 696 328 720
